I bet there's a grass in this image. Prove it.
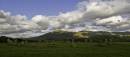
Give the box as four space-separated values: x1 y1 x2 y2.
0 42 130 57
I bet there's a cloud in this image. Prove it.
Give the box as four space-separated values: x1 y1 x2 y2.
95 16 130 31
31 0 130 32
0 10 40 33
32 15 54 29
83 0 130 18
4 31 48 38
1 0 130 38
96 16 127 26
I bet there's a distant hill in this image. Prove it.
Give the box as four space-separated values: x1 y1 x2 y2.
28 30 130 42
1 30 130 42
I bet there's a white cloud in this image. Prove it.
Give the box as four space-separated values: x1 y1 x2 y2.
32 15 50 29
95 16 130 31
96 16 126 26
80 0 130 19
0 10 40 33
31 0 130 32
1 0 130 38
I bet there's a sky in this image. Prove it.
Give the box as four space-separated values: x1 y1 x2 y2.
1 0 130 38
0 0 81 19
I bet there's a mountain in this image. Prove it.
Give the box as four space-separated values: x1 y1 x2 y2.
27 30 130 42
0 30 130 42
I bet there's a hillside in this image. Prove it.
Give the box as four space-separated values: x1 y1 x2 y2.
27 30 130 42
1 30 130 43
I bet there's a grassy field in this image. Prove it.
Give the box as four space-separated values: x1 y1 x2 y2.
0 42 130 57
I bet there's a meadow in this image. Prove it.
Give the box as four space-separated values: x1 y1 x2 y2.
0 42 130 57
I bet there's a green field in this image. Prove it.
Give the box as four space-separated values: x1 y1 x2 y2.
0 42 130 57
